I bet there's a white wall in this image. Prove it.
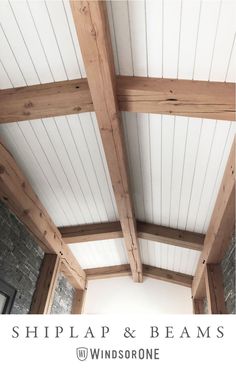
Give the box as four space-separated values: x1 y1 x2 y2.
83 276 193 314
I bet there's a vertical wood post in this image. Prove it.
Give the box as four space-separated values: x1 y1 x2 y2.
30 254 60 314
71 283 87 314
205 264 227 314
193 299 205 314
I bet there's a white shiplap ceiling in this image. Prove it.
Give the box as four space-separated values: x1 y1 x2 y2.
123 113 236 234
107 0 236 81
0 113 118 226
0 0 235 278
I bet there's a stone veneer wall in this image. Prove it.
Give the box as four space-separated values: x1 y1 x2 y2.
51 273 75 314
0 201 44 314
221 232 235 314
0 201 75 314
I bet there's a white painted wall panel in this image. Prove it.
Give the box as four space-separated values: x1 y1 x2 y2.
84 277 193 314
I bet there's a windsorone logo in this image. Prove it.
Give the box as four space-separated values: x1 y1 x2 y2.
76 347 88 361
75 347 160 361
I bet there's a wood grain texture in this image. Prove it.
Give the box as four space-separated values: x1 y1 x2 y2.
117 76 235 121
0 76 234 123
71 287 87 314
0 140 86 290
70 0 142 282
85 264 192 288
143 264 193 287
205 264 227 314
0 79 93 124
60 220 204 252
193 299 205 314
137 221 204 251
192 138 235 298
59 221 122 243
30 254 60 314
85 264 132 280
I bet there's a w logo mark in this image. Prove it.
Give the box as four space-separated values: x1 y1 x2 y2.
76 347 88 361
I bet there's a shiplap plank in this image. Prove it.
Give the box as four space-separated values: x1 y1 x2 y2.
0 26 26 87
163 0 182 78
0 123 65 226
186 120 217 231
145 0 162 77
45 0 82 80
178 0 201 79
128 0 147 76
137 113 153 223
44 116 100 223
106 1 119 74
202 123 236 233
177 118 202 230
169 116 189 229
210 1 236 81
69 239 128 269
26 0 68 81
0 1 39 85
0 61 12 89
193 0 221 80
73 113 118 221
62 0 86 77
226 36 236 82
9 1 53 84
123 112 145 220
161 115 175 226
194 122 233 233
149 114 162 224
140 239 200 276
109 1 133 75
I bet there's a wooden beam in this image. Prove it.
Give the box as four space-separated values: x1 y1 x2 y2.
193 299 205 314
85 264 192 288
117 76 235 121
0 141 86 290
85 264 132 280
137 221 204 251
30 254 60 314
192 139 235 299
59 221 122 244
0 78 93 124
205 264 227 314
143 265 192 288
70 1 142 282
60 221 204 252
71 287 87 314
0 76 234 124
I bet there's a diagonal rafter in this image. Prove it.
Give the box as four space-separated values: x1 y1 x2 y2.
192 138 235 299
0 140 86 290
70 0 142 282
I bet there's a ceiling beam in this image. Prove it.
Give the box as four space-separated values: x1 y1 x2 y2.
0 140 86 290
85 264 193 288
59 221 123 244
192 138 235 299
137 221 204 251
0 78 93 124
0 76 234 124
117 76 235 121
59 221 204 252
70 0 142 282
